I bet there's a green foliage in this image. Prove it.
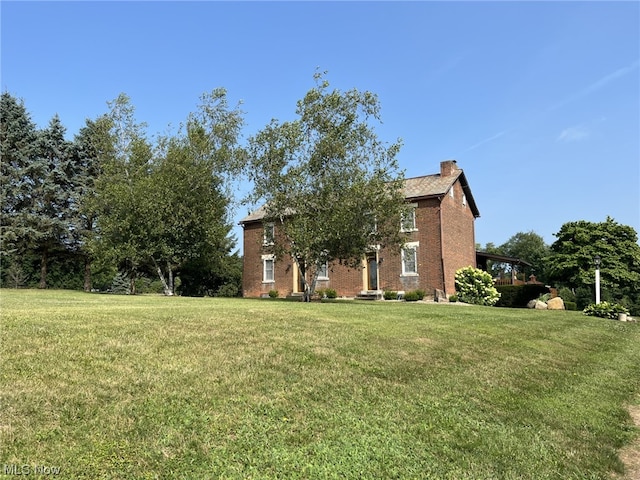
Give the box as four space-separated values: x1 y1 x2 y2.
404 291 420 302
324 288 337 299
2 91 243 295
449 294 458 302
268 289 279 298
583 301 630 319
383 290 397 300
479 232 550 283
414 289 426 300
548 217 640 314
495 284 549 308
4 260 28 288
247 72 409 301
575 286 594 311
557 286 577 304
565 301 578 311
455 266 501 306
110 272 131 294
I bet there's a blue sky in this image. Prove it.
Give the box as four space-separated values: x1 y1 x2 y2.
2 1 639 252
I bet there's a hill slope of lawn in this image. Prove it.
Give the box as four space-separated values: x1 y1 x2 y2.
1 290 639 479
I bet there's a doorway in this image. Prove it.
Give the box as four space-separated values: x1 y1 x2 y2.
366 253 378 291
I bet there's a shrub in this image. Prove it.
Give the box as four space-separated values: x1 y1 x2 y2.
268 289 279 298
558 287 577 304
538 293 551 303
404 291 420 302
315 289 325 299
111 272 131 295
583 302 629 319
324 288 337 299
565 301 577 311
449 294 458 303
216 283 240 298
414 289 426 300
455 267 501 306
383 290 397 300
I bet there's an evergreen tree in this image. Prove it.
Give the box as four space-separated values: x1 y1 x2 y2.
30 115 75 288
0 92 39 265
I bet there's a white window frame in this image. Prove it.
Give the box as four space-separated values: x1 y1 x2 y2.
401 242 419 276
317 262 329 280
263 223 275 246
401 203 418 232
262 254 275 283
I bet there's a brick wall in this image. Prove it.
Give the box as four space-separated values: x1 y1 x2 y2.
440 180 477 294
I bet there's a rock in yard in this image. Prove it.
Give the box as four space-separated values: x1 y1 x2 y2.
534 300 548 310
547 297 565 310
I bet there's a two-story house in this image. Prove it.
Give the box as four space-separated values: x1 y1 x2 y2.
240 160 480 299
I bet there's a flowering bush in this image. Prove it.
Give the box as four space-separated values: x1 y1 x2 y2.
454 266 501 306
583 302 629 319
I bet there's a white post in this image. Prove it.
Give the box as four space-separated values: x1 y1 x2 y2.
595 266 601 304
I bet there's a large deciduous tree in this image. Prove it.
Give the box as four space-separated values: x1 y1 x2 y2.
93 90 244 295
72 115 116 291
500 231 550 282
547 217 640 312
247 73 408 301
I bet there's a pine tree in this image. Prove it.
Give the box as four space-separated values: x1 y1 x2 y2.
0 93 39 270
30 115 74 288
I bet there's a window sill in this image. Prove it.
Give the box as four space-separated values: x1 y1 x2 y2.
400 273 419 277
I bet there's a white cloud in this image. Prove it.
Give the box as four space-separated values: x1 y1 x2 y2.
557 125 589 142
462 130 509 153
549 59 640 112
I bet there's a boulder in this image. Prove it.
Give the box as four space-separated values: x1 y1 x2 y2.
534 300 548 310
547 297 565 310
527 300 537 309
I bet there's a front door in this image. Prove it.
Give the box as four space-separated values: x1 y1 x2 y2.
367 253 378 291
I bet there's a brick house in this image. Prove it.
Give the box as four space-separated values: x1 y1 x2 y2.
240 160 479 299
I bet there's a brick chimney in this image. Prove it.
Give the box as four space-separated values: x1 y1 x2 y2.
440 160 458 177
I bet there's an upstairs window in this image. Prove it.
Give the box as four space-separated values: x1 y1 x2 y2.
401 204 418 232
263 223 275 245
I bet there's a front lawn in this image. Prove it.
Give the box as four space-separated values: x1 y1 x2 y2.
1 290 638 479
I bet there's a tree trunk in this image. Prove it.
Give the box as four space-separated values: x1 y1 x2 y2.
39 247 48 289
129 271 136 295
168 263 174 295
83 255 92 292
152 257 174 296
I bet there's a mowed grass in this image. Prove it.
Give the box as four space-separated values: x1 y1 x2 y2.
1 290 639 479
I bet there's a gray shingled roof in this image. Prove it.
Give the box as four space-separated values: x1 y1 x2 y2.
240 169 479 224
402 170 461 199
